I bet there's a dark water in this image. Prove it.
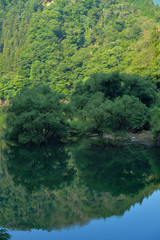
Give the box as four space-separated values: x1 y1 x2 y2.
1 141 160 239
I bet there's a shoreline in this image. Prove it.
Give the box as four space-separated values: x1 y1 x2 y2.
90 131 155 147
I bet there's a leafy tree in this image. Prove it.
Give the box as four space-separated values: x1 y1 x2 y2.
0 229 10 240
123 74 157 107
1 0 160 97
75 93 113 136
111 95 149 131
150 106 160 144
5 85 68 144
85 72 123 100
70 72 151 136
70 72 123 114
0 108 5 135
71 72 157 108
0 73 27 99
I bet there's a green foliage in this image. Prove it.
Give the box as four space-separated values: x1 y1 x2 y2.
123 74 157 106
112 95 149 131
70 72 154 136
71 72 157 106
126 0 155 17
0 229 10 240
0 0 159 143
75 93 113 136
81 95 148 135
0 0 160 97
150 106 160 143
0 73 27 99
5 85 68 144
0 108 5 133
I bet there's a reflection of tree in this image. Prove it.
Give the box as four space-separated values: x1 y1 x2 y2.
0 144 160 231
72 145 152 196
0 229 10 240
147 147 160 184
5 144 75 192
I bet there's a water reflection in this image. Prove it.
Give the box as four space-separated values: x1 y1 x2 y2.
0 142 160 231
72 145 152 195
4 144 75 192
0 229 10 240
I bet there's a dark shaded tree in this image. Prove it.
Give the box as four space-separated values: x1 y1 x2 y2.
5 85 68 144
0 229 10 240
123 74 157 107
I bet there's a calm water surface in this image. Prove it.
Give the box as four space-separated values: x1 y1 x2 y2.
10 190 160 240
0 142 160 239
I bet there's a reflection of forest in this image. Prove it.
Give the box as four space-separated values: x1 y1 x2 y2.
0 229 10 240
5 144 75 192
0 143 160 231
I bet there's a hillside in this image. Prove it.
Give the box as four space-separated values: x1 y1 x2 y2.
0 0 160 98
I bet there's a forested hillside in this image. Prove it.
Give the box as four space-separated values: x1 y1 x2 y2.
0 0 160 98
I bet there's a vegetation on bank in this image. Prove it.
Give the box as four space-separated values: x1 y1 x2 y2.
1 0 160 145
4 85 68 144
2 72 160 146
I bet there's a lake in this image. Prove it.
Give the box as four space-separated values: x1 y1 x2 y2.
0 142 160 240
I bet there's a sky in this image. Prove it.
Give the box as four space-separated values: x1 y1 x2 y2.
154 0 160 5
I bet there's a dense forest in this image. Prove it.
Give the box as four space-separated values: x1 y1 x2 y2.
1 1 160 235
0 0 160 97
1 0 160 144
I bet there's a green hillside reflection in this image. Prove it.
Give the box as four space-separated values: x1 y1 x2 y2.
0 143 160 230
5 144 75 192
72 145 152 195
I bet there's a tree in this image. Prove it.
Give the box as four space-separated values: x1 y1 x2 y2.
70 76 149 136
5 85 68 144
70 72 123 116
112 95 149 132
0 229 11 240
84 72 123 100
79 92 113 136
150 106 160 144
123 74 157 107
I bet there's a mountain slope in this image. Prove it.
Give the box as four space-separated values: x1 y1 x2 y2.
0 0 160 97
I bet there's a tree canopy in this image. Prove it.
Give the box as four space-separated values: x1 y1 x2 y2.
0 0 160 98
70 72 155 136
5 85 68 144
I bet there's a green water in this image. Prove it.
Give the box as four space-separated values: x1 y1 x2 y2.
1 142 160 239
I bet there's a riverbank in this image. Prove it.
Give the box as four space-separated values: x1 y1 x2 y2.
90 131 154 147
